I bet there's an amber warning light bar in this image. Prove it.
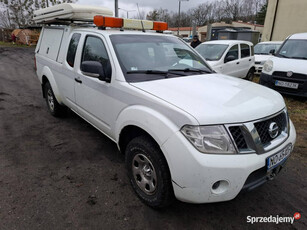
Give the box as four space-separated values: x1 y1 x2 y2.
94 16 168 31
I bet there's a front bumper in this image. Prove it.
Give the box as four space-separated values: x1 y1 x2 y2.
260 72 307 97
254 64 263 75
161 120 296 203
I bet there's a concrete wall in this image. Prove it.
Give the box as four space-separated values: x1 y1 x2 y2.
262 0 307 41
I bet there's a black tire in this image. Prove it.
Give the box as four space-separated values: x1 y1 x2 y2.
245 68 254 81
125 135 174 208
44 82 66 117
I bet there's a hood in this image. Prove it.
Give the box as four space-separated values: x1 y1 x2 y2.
255 54 271 63
130 74 285 125
270 56 307 74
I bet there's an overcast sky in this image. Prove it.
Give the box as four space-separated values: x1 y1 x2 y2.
78 0 209 18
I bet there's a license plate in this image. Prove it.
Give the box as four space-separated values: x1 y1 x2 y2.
267 144 292 171
275 80 299 89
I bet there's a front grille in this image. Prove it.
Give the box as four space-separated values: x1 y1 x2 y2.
229 126 248 150
254 112 287 146
273 71 307 80
255 61 261 64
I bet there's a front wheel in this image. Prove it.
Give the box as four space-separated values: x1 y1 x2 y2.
125 136 174 208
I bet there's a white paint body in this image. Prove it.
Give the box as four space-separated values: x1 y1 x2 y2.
196 40 255 78
254 41 283 75
35 26 296 203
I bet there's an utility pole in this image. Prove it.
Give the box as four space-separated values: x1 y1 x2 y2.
115 0 118 17
177 0 189 36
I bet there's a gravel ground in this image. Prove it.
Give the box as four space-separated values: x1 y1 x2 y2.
0 47 306 230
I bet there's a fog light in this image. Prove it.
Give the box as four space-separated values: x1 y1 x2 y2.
211 180 229 194
212 181 220 190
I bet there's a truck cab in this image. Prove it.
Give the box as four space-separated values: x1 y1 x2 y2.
34 4 296 208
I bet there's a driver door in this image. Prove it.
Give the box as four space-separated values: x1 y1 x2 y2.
222 44 241 77
74 34 114 136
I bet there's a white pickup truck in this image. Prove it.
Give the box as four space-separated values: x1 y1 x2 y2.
34 4 296 208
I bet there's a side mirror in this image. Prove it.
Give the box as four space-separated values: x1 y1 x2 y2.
81 61 111 82
225 55 236 63
269 49 275 55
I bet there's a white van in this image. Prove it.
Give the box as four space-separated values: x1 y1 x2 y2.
260 33 307 97
254 41 282 75
195 40 255 80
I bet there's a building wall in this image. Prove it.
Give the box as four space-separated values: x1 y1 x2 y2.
262 0 307 41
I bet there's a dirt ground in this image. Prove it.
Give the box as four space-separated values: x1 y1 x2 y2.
0 47 306 230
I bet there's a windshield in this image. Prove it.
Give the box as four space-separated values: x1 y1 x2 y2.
195 44 228 61
254 43 282 55
277 39 307 60
110 34 212 82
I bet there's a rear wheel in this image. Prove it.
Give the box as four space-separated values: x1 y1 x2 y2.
44 82 66 117
125 135 174 208
245 68 254 81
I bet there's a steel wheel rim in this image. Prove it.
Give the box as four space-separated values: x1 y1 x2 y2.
132 153 157 195
47 89 55 111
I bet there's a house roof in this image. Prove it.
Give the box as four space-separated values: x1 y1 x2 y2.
168 27 200 31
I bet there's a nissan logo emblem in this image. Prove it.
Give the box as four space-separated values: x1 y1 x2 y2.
286 71 293 77
268 122 279 139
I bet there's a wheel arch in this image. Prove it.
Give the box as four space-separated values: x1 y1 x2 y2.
40 66 63 104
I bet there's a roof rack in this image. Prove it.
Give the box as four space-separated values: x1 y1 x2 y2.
33 3 113 25
33 3 168 32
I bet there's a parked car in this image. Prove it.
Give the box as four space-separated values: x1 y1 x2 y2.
260 33 307 97
195 40 255 80
182 37 192 44
254 41 282 75
34 4 296 208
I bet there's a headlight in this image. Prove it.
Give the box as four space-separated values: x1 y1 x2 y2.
181 125 237 154
263 60 273 72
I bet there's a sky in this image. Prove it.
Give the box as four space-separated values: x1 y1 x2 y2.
78 0 207 18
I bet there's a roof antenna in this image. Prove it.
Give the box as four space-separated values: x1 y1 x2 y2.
136 3 145 33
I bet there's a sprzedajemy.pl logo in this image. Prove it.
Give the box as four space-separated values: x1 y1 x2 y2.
247 213 301 224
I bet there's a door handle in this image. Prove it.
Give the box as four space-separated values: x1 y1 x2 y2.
75 78 82 84
236 62 240 64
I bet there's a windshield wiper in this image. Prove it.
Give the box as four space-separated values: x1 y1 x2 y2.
126 69 186 76
127 70 168 74
168 67 212 74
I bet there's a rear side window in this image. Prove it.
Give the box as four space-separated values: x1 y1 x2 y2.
67 33 81 67
225 44 239 60
81 36 110 69
240 44 250 58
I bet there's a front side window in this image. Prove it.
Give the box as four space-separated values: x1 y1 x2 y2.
66 33 81 67
225 44 239 61
195 44 228 61
110 34 212 82
240 44 250 58
82 36 110 70
277 39 307 60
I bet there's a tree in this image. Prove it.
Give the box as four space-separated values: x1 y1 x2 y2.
255 2 267 25
146 9 159 21
0 0 77 28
